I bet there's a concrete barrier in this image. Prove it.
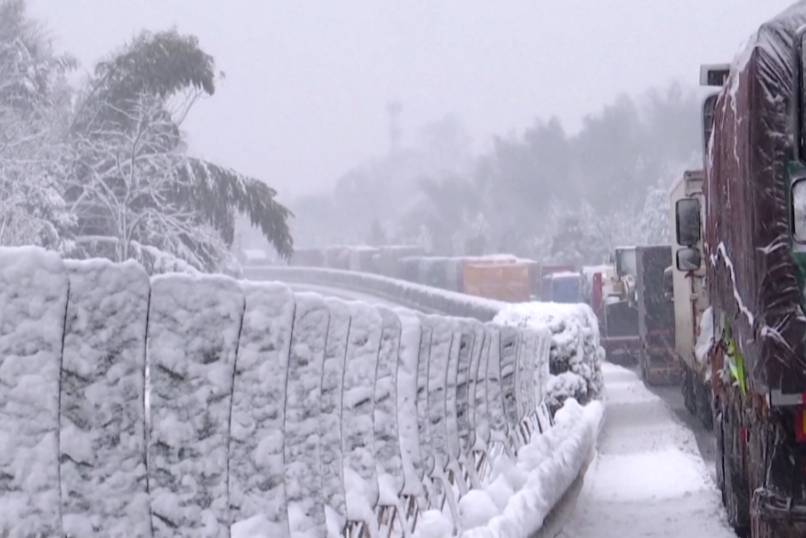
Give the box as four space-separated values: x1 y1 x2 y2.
0 247 589 538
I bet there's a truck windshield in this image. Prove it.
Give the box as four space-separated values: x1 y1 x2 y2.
616 250 637 278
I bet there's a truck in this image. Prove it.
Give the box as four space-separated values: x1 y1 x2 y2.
601 247 640 365
634 245 678 385
670 170 713 429
540 270 583 303
673 5 806 535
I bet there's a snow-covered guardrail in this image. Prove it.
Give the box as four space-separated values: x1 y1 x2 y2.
0 248 603 537
244 265 504 321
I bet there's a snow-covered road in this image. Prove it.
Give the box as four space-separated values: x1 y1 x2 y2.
285 282 445 314
557 363 737 538
286 282 410 308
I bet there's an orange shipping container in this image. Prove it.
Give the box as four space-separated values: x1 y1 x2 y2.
462 262 532 303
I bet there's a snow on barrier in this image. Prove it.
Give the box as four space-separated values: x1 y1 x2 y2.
230 282 295 535
60 259 151 537
0 247 604 538
495 302 604 414
244 265 504 322
285 293 329 536
321 299 351 536
146 274 244 536
0 248 67 537
341 302 383 536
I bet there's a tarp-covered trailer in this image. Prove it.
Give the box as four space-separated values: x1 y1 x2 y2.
677 3 806 535
635 246 678 385
462 262 532 302
537 264 575 300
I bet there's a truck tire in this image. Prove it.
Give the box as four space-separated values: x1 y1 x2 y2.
682 366 697 415
719 397 750 536
695 377 713 431
715 404 725 493
639 348 649 383
749 420 774 538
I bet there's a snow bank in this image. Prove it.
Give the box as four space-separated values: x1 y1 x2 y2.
495 303 604 412
459 400 604 538
60 259 151 537
0 247 67 537
146 274 244 536
411 399 604 538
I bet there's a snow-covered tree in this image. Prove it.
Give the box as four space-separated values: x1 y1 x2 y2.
65 95 230 270
636 173 679 246
0 5 293 272
0 0 74 248
65 30 292 271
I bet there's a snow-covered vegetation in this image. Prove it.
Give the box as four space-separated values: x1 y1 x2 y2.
495 303 605 413
0 247 605 537
293 88 699 267
0 1 292 273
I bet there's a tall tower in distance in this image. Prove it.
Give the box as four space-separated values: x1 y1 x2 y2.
386 100 402 155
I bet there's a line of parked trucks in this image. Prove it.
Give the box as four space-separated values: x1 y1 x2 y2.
275 7 806 534
594 5 806 536
286 245 588 304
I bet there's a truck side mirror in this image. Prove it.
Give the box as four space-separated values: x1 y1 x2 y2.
676 247 701 271
792 178 806 241
795 26 806 161
675 198 701 246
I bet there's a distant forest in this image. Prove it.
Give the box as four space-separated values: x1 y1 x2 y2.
292 84 703 267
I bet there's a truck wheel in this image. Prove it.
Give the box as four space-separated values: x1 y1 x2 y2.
749 432 775 538
639 349 648 383
722 400 750 536
682 366 696 415
750 504 776 538
715 404 725 493
695 378 713 431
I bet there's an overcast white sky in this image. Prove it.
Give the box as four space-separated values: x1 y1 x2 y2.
30 0 796 197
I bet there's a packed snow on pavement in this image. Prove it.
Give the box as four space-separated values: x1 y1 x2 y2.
558 362 736 538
